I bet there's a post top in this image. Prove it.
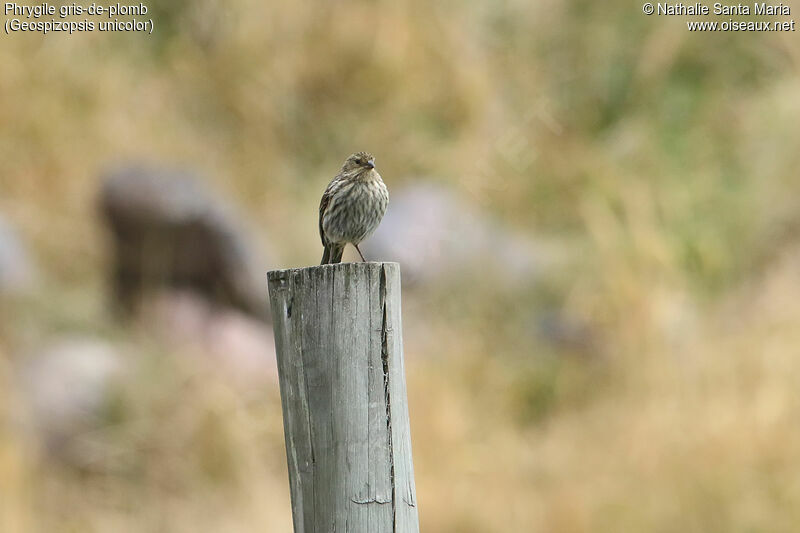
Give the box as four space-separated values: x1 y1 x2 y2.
267 261 400 283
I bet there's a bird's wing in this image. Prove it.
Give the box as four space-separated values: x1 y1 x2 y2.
319 178 338 246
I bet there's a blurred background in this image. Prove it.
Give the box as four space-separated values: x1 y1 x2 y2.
2 1 800 531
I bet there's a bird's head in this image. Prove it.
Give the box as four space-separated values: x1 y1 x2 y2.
341 152 376 176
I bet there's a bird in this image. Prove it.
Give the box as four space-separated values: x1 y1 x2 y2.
319 152 389 265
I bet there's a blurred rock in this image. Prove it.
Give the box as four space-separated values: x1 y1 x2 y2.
361 184 556 288
0 214 35 294
20 337 126 463
537 311 602 357
206 309 278 382
99 164 271 321
148 290 277 385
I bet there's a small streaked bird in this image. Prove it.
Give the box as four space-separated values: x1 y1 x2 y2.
319 152 389 265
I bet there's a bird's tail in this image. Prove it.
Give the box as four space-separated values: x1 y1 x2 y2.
321 243 345 265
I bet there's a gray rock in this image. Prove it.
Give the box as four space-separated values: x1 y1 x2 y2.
537 311 602 357
360 183 554 288
146 289 278 385
20 338 127 464
0 214 35 294
98 164 271 320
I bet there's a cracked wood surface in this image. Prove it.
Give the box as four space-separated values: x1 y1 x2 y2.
267 262 419 533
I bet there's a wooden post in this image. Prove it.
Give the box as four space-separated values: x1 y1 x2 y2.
267 262 419 533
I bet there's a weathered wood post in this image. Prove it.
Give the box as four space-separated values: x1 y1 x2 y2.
267 262 419 533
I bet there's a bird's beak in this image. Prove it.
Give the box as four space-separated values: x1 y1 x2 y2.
366 161 375 169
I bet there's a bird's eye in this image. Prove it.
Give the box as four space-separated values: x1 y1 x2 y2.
355 159 362 165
